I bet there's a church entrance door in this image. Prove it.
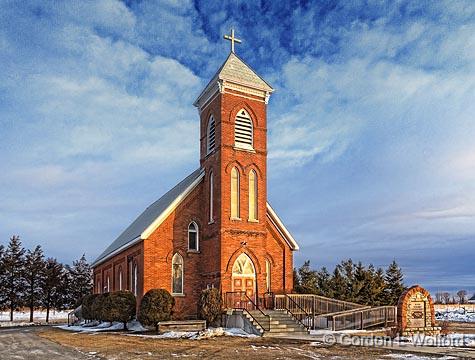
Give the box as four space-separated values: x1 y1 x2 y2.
232 253 256 304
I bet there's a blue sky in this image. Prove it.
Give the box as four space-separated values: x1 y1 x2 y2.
1 0 474 294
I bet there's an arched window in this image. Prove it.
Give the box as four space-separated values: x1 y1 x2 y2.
118 266 123 291
249 170 258 221
133 262 138 296
207 115 216 154
209 171 214 222
188 222 199 251
234 109 253 150
172 253 184 295
231 167 240 219
265 259 271 293
232 253 255 275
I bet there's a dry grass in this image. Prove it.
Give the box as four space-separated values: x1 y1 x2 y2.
39 328 392 359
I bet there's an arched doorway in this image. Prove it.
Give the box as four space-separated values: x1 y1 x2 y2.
232 253 256 300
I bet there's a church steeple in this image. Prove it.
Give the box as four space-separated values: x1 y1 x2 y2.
194 32 273 235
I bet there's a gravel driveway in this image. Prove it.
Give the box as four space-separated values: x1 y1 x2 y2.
0 327 92 360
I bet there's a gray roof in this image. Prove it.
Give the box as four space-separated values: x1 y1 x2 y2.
194 52 273 106
92 168 204 267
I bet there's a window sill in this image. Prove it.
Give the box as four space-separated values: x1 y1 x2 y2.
248 219 259 223
187 250 200 254
233 145 255 153
172 293 186 297
230 217 242 221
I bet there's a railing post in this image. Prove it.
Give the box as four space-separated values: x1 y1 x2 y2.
360 311 364 330
332 317 336 331
312 297 315 330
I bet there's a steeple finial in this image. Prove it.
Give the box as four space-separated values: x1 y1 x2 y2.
223 28 242 53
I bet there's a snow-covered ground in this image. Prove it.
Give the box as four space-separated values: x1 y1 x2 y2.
57 321 256 339
57 320 146 332
127 327 257 339
435 308 475 322
0 310 70 326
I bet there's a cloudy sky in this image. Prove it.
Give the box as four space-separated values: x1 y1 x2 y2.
1 0 474 293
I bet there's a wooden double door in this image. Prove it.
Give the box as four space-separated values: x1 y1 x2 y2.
233 276 255 300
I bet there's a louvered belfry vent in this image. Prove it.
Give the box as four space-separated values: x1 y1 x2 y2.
235 109 253 150
207 116 216 154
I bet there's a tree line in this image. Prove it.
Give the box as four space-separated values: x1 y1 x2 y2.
0 235 92 322
294 259 406 306
434 290 472 305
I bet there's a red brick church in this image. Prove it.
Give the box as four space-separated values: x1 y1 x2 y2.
92 32 299 318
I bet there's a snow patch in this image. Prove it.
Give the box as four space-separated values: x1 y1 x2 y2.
57 321 124 332
126 327 257 339
0 310 70 322
435 308 475 323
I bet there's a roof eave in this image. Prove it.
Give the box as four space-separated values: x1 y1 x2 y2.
91 235 141 268
141 169 205 239
266 202 299 251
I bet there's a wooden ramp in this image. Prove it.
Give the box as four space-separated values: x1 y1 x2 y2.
314 306 397 331
273 294 397 331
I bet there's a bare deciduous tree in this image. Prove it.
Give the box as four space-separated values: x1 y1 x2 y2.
457 290 467 304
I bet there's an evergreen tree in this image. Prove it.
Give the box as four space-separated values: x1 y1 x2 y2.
371 266 387 306
3 236 26 321
383 260 406 305
295 261 318 294
69 254 92 306
315 267 332 297
340 259 356 301
352 261 367 304
293 268 300 292
42 258 64 323
24 245 45 322
0 244 6 307
330 266 347 300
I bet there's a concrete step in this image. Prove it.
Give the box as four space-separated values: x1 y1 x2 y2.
245 309 309 336
270 327 307 332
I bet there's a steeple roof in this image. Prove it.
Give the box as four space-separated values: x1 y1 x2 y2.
194 52 273 107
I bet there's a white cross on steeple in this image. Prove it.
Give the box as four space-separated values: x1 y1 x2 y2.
223 28 242 53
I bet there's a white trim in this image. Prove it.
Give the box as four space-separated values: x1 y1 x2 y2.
266 203 299 250
91 235 141 267
197 87 220 113
141 170 205 239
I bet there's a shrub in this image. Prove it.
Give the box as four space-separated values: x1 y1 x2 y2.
198 288 222 326
91 293 107 322
82 293 100 321
138 289 175 332
103 291 136 330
